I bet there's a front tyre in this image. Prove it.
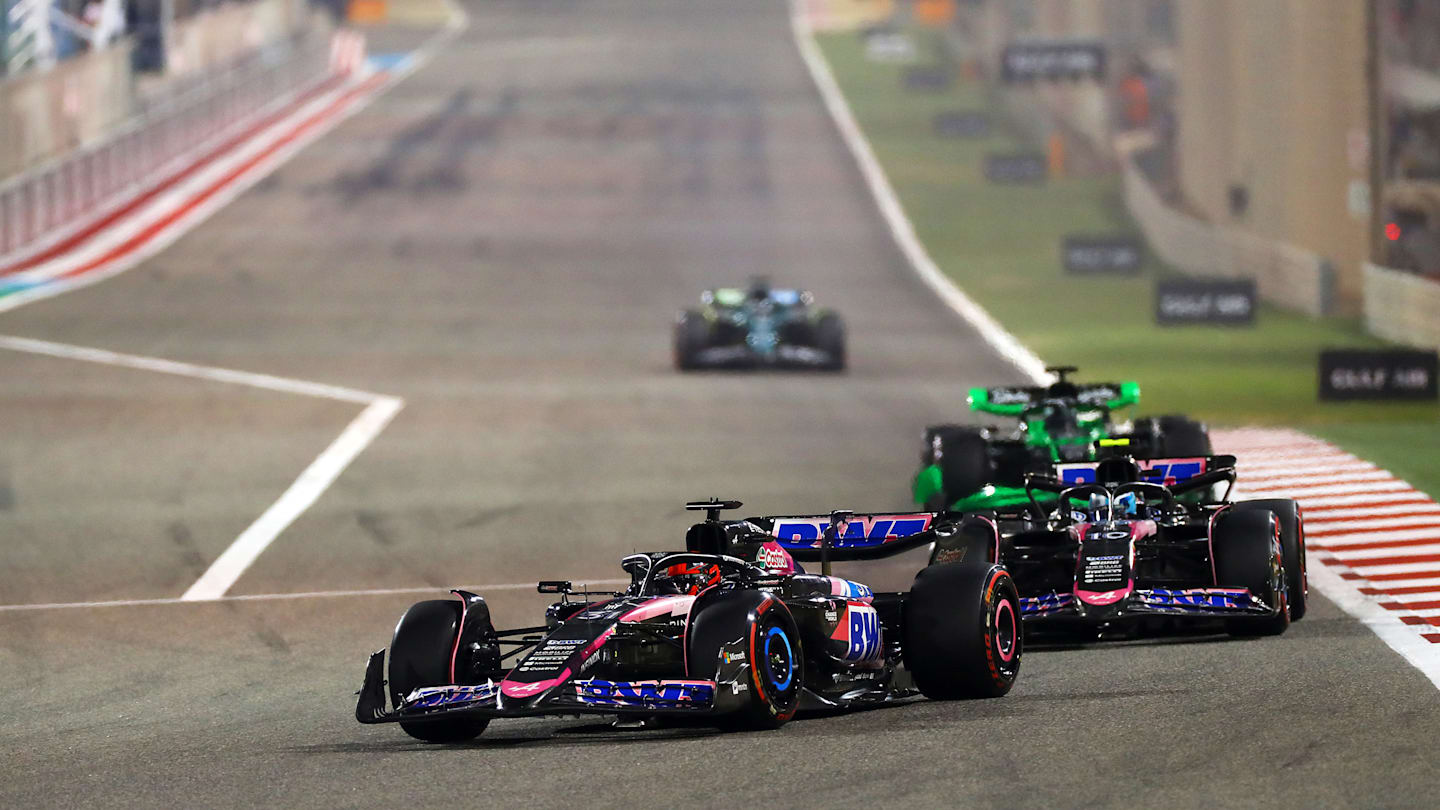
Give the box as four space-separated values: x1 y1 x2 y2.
686 591 803 730
814 312 846 371
904 562 1021 699
1212 510 1290 637
388 599 489 743
1233 499 1307 621
674 310 710 371
923 426 994 507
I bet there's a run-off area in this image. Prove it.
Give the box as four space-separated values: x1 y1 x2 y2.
0 347 363 606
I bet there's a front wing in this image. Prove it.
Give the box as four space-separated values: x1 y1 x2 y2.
1018 587 1279 622
689 343 837 368
356 651 731 725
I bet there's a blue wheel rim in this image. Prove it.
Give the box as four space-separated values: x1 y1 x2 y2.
763 625 793 691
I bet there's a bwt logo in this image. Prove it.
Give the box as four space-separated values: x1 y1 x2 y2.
576 680 714 706
772 514 932 546
845 606 881 661
1057 459 1205 487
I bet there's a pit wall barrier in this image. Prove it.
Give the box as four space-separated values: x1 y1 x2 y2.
0 44 136 180
0 0 317 180
1116 134 1336 318
1364 263 1440 350
0 26 359 261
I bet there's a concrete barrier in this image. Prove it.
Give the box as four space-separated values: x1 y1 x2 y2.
0 28 339 259
0 43 136 179
1117 135 1335 317
1364 263 1440 350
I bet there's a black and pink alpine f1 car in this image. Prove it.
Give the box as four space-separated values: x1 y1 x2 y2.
355 500 1020 742
926 455 1308 639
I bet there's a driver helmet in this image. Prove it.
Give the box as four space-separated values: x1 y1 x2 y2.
1088 492 1109 521
1072 492 1109 523
659 562 720 596
1115 491 1140 519
747 275 772 302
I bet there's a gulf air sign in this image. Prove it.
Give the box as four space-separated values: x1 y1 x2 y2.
771 514 933 548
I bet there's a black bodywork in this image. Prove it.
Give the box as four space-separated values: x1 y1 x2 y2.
932 456 1305 635
356 502 1015 735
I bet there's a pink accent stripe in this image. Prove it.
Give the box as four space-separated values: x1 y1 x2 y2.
618 595 694 623
447 590 467 684
501 670 572 699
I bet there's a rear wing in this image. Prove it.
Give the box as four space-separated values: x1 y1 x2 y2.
968 381 1139 417
1053 454 1236 487
1015 455 1238 519
737 511 990 572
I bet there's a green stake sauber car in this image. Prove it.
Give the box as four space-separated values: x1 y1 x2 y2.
913 366 1212 510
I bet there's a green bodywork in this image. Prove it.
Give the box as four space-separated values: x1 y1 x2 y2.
968 381 1140 460
912 381 1141 510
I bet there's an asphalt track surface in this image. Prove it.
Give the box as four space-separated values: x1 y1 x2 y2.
1 1 1437 807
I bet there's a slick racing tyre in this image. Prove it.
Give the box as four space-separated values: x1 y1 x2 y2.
686 590 803 730
1212 509 1290 637
389 600 489 743
904 562 1020 699
1155 416 1212 457
922 426 993 509
1233 499 1308 621
814 312 846 371
674 309 710 371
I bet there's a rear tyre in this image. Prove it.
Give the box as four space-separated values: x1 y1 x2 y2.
388 599 489 743
904 562 1021 699
686 591 803 730
922 426 994 507
1233 499 1308 621
1157 416 1212 457
814 312 846 371
1212 510 1290 637
674 310 710 371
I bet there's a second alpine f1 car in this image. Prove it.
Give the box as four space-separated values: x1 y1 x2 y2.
674 277 846 371
913 366 1211 509
356 501 1019 742
925 455 1308 638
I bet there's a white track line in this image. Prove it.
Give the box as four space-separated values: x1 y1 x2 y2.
0 7 472 610
1309 563 1440 688
0 579 630 612
0 334 405 602
787 0 1049 385
0 334 381 404
180 395 403 600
